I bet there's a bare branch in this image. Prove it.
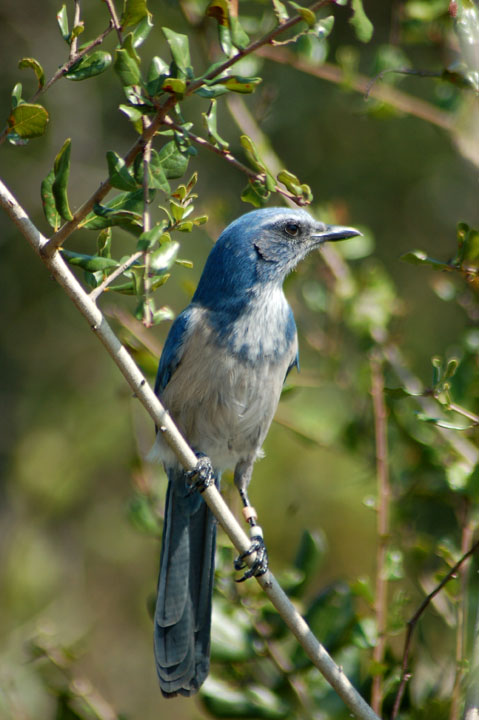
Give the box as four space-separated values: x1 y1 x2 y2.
370 352 391 716
256 47 455 132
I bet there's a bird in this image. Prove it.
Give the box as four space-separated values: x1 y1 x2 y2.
150 206 360 697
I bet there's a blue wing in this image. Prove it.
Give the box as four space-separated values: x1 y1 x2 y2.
154 306 194 397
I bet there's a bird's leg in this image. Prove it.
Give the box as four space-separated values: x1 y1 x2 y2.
234 486 269 582
185 453 215 493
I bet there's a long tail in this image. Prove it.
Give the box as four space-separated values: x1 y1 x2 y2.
154 467 218 697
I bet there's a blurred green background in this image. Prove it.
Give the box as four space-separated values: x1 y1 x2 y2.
0 1 478 718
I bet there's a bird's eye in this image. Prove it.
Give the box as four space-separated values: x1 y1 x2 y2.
285 223 300 237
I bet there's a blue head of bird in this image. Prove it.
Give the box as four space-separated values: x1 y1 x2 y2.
192 207 360 308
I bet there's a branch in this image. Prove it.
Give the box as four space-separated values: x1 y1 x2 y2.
0 177 381 720
164 118 302 205
370 352 391 716
256 47 455 132
391 536 479 719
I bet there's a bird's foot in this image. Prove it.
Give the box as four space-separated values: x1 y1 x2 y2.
234 525 269 582
186 455 215 494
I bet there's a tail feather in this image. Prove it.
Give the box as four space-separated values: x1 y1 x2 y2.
154 468 218 697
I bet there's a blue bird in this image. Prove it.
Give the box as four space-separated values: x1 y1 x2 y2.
151 207 360 697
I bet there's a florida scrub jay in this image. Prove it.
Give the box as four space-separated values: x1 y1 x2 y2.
150 207 360 697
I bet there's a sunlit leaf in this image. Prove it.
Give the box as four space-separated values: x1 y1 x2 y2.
57 4 69 41
202 100 229 148
289 1 316 27
223 75 262 93
61 249 119 272
349 0 374 42
8 103 49 138
65 51 112 80
18 57 45 88
121 0 151 28
162 27 192 76
114 47 141 86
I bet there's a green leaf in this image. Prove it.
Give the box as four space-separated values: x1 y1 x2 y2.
202 100 229 148
114 47 141 87
136 224 166 251
146 55 169 95
416 413 472 431
229 16 250 50
97 228 112 258
241 180 270 208
272 0 289 22
8 103 49 138
122 32 142 65
65 51 112 80
41 170 62 231
289 1 316 27
119 104 144 129
222 75 262 93
349 0 374 43
462 229 479 266
240 134 267 172
18 57 45 88
150 241 180 272
161 77 186 95
162 27 192 76
80 190 147 231
70 23 85 42
11 83 23 109
57 4 69 41
131 14 153 47
316 15 335 39
121 0 151 28
61 249 119 272
106 150 138 191
52 138 73 221
157 140 189 179
134 152 170 193
401 250 452 271
277 169 302 195
195 84 229 98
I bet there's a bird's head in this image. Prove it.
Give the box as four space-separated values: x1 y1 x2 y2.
193 207 361 306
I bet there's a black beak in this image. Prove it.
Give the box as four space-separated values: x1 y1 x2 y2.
312 224 362 243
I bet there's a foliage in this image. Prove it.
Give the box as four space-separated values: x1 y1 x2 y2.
0 1 479 720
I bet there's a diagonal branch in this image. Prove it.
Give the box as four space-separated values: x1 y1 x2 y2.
0 176 381 720
256 47 455 132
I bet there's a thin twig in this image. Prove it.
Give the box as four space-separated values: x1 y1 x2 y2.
32 22 114 102
256 47 455 132
103 0 123 44
0 177 381 720
391 537 479 719
69 0 82 58
142 116 153 326
370 353 391 716
89 250 143 301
